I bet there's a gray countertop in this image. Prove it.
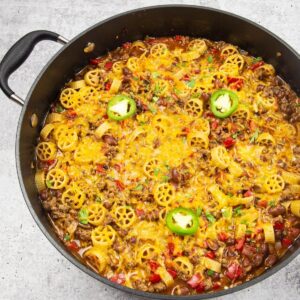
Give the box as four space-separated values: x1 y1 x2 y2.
0 0 299 299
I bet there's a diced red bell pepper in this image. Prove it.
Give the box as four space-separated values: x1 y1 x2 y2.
235 237 245 251
110 273 126 285
213 283 221 290
182 127 190 135
104 61 113 70
149 260 159 271
228 76 244 90
211 48 220 56
257 200 268 208
175 35 184 41
149 273 161 283
196 282 205 293
96 164 106 174
249 120 257 132
211 120 219 130
187 274 202 288
135 208 145 218
226 262 243 280
46 160 55 166
115 180 125 191
274 221 284 231
167 269 177 279
67 241 79 251
244 190 253 197
105 82 111 91
168 242 175 256
182 74 190 81
122 42 131 49
223 137 236 148
205 251 216 259
250 61 264 71
90 57 103 65
66 109 77 119
282 237 292 248
218 232 228 242
114 164 122 172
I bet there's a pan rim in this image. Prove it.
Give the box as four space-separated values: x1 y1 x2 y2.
15 4 300 299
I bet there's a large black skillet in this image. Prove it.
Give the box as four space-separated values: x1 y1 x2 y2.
0 5 299 299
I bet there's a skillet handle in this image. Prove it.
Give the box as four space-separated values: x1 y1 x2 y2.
0 30 69 106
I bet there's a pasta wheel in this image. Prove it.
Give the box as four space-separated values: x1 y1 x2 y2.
221 45 238 57
78 86 99 104
275 123 296 140
113 206 136 229
264 174 285 194
150 43 168 58
59 88 78 108
69 80 86 89
188 39 207 55
137 243 160 264
35 170 46 192
62 186 86 209
45 168 69 189
257 133 275 147
88 203 107 226
290 200 300 217
255 64 275 78
46 112 65 123
40 124 55 140
187 132 209 149
57 129 78 152
84 69 101 87
184 98 203 117
153 79 170 96
143 158 159 178
84 247 108 273
193 118 210 135
173 257 194 278
36 142 57 161
126 57 139 72
213 72 227 86
232 105 250 120
91 225 116 247
153 183 175 207
257 94 277 110
181 51 200 62
219 63 239 76
211 146 230 169
112 61 124 74
224 54 244 70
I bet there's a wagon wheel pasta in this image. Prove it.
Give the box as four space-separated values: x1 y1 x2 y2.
35 36 300 295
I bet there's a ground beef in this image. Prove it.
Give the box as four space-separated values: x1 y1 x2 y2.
75 228 91 242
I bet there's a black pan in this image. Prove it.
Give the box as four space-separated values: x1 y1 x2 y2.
0 5 299 299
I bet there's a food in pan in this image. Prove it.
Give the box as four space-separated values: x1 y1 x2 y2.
35 36 300 295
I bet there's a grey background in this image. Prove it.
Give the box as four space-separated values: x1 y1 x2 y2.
0 0 299 299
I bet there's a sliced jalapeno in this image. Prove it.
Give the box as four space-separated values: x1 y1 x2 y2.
107 95 137 121
210 89 239 118
166 207 199 235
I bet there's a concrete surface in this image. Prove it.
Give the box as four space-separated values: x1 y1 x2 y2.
0 0 299 299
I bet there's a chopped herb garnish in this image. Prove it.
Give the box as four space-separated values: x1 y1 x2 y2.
46 180 53 188
233 205 243 217
95 196 102 202
207 269 215 276
186 79 196 88
174 88 181 95
162 175 170 182
240 219 248 225
250 129 260 143
133 184 144 191
227 192 234 197
269 200 275 207
152 72 159 78
153 168 160 176
207 55 213 63
133 76 139 81
253 56 262 62
206 212 216 224
55 104 64 113
152 96 159 102
64 233 70 241
196 207 202 216
148 104 157 114
222 207 232 219
78 208 89 224
246 230 252 235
